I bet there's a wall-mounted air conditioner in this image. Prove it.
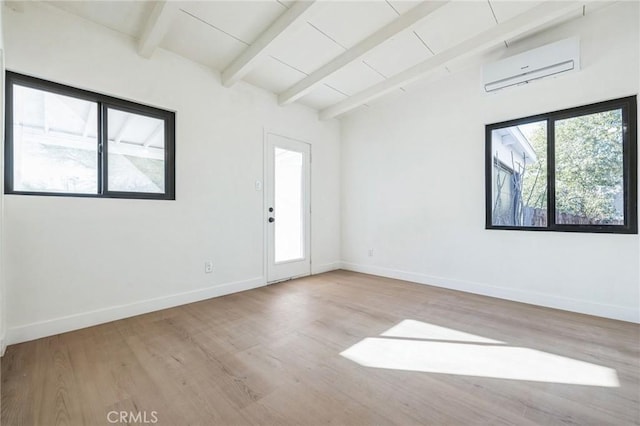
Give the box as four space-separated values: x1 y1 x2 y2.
482 37 580 93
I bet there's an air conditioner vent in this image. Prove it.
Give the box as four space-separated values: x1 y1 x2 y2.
483 37 580 93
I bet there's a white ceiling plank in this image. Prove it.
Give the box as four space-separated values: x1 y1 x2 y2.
269 24 345 75
387 1 423 15
138 0 180 59
221 0 316 88
504 2 605 47
178 1 287 45
299 84 348 110
489 1 542 23
362 29 433 77
278 1 448 106
320 1 590 120
244 56 307 94
51 1 153 38
162 11 248 71
413 1 496 54
323 61 385 96
307 1 398 49
278 0 295 9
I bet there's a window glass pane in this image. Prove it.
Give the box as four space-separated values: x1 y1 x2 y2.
274 147 304 263
107 108 165 193
12 85 98 193
555 109 624 225
491 121 547 227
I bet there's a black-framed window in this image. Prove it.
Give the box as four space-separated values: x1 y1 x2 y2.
486 96 637 234
4 71 175 200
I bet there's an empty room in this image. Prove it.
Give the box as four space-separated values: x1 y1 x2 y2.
0 0 638 424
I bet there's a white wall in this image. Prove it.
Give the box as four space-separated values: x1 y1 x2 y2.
2 2 636 350
2 2 341 344
341 2 640 323
0 2 5 356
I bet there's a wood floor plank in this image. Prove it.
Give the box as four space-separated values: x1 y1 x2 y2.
2 270 639 425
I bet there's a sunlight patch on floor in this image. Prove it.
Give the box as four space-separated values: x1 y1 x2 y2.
341 320 620 388
381 319 504 344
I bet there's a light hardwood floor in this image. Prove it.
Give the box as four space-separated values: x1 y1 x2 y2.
2 270 639 425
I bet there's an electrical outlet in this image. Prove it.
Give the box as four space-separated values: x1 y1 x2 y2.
204 261 213 273
368 249 374 257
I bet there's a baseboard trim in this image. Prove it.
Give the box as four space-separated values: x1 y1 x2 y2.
340 262 639 323
312 261 341 275
6 276 266 346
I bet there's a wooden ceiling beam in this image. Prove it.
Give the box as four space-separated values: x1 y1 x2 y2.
278 1 448 106
138 0 179 59
320 1 589 120
221 1 316 88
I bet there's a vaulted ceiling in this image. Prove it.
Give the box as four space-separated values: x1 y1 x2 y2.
48 1 599 119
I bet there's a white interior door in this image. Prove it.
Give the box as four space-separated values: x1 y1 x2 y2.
266 133 311 283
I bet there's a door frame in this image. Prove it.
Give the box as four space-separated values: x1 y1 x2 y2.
262 129 312 284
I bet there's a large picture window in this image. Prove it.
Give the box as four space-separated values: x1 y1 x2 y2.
5 71 175 200
486 96 637 234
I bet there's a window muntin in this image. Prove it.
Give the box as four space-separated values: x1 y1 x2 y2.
486 96 637 234
5 72 175 200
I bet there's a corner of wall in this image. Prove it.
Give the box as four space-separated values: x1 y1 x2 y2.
339 262 640 323
0 5 6 357
6 276 266 346
311 262 341 275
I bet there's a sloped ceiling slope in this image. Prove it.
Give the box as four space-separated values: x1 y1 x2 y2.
48 1 597 119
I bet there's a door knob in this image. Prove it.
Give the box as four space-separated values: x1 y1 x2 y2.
268 217 275 223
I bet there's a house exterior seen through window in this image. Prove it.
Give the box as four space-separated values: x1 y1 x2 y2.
486 96 637 234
